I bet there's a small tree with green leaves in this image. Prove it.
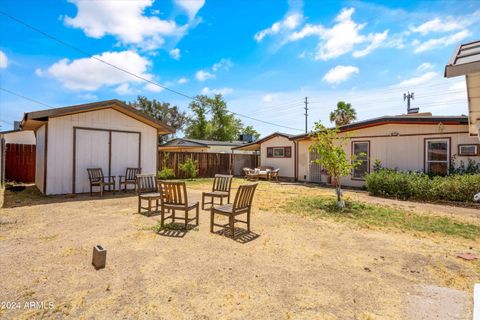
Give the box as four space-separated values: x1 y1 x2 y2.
309 122 362 208
179 158 199 180
158 152 175 179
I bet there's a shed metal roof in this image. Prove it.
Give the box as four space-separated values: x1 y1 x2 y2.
290 115 468 140
159 138 249 149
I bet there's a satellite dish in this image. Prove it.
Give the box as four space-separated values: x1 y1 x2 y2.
474 192 480 202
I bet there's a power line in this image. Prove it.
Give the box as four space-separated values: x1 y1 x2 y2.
0 11 304 132
304 97 308 133
0 87 54 109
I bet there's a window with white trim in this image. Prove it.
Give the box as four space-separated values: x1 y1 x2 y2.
266 146 291 158
425 139 450 175
352 141 369 179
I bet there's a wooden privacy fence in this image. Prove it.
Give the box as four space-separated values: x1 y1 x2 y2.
158 152 259 178
5 143 36 182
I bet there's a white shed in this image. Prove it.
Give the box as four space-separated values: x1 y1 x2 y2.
20 99 174 195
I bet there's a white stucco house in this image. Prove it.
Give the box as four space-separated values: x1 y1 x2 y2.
233 132 295 180
20 99 174 195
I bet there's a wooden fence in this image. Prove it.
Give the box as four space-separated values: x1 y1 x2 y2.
158 151 259 178
5 143 36 182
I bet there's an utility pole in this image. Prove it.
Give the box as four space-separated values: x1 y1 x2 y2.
304 97 308 133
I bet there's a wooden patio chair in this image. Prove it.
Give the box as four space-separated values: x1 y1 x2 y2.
87 168 116 196
136 174 162 216
119 167 141 192
210 183 258 239
158 181 199 229
269 168 280 182
243 168 258 181
202 174 233 210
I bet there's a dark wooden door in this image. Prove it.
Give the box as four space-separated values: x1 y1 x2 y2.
5 144 36 182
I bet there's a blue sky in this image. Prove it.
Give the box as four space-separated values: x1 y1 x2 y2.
1 0 479 136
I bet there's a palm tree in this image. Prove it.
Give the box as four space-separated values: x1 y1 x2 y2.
329 101 357 126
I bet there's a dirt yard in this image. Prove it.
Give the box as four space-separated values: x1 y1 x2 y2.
0 180 479 319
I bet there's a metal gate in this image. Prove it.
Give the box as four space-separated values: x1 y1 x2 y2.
309 148 322 183
5 143 36 182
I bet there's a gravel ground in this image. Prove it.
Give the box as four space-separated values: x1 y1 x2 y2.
0 181 478 319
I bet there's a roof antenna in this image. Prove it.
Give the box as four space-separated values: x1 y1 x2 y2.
404 91 419 114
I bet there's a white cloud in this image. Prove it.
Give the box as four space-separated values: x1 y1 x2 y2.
352 30 388 58
169 48 181 60
0 50 8 69
262 94 275 103
417 62 434 71
64 0 191 50
195 70 215 81
144 83 164 92
178 77 188 84
42 50 152 91
410 17 463 35
413 30 470 53
174 0 205 20
212 58 233 72
288 8 389 60
78 93 98 100
115 83 133 95
394 71 438 87
448 81 466 91
323 65 359 84
201 87 233 96
254 13 303 42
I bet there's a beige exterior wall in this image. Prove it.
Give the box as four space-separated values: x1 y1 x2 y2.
43 108 158 195
35 125 46 193
260 135 295 178
297 123 480 187
2 131 36 145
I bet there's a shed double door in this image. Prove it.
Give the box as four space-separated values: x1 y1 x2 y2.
74 128 140 193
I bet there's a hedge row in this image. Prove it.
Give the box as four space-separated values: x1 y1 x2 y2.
365 170 480 202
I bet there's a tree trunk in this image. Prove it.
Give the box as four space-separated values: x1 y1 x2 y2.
335 177 345 208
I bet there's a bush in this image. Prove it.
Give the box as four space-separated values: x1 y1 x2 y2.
158 167 175 179
365 169 480 202
179 158 199 179
157 152 175 179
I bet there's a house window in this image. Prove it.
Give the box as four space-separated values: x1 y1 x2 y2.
425 139 450 175
266 146 291 158
458 144 478 156
352 141 369 179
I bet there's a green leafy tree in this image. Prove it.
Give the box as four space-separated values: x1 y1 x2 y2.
329 101 357 126
184 96 210 139
309 122 362 208
242 125 261 140
129 96 188 132
184 94 257 141
208 94 243 141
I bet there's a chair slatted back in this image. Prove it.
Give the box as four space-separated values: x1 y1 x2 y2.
126 168 141 181
212 174 233 193
87 168 104 182
233 183 258 212
136 174 158 194
159 181 188 207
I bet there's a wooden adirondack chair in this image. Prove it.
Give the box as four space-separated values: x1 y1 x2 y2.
201 174 233 210
158 181 199 229
210 183 258 239
136 174 162 216
87 168 116 196
119 167 141 192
